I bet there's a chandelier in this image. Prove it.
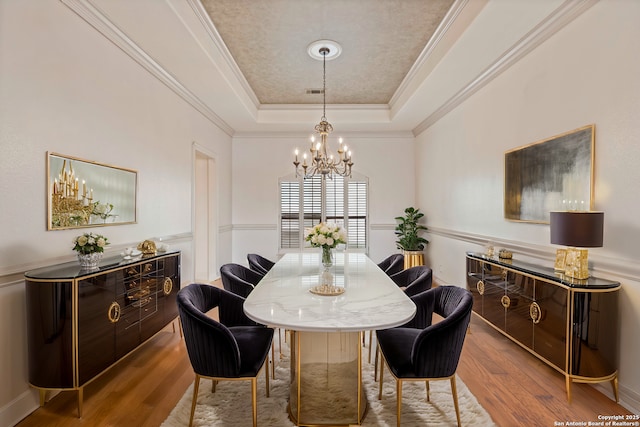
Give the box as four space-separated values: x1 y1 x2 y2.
294 41 353 178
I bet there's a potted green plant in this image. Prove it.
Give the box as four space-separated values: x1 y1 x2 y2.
395 207 429 269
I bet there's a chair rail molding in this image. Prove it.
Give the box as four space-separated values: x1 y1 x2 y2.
429 225 639 283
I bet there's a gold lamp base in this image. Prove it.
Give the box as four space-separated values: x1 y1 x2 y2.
563 248 590 279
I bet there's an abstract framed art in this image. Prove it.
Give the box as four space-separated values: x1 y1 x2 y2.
504 124 595 223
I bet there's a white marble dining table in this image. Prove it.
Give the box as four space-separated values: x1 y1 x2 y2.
244 251 416 426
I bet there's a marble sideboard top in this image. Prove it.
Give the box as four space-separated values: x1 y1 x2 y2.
244 251 416 332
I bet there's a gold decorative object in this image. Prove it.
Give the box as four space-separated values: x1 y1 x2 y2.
484 244 494 257
137 240 157 255
309 284 345 296
498 249 513 259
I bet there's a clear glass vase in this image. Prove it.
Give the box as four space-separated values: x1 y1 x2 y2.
321 246 333 268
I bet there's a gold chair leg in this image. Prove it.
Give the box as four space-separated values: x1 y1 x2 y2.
378 356 385 400
368 330 373 363
426 380 430 402
265 354 270 397
451 376 461 427
271 339 276 379
374 344 379 381
176 317 184 339
252 377 258 427
396 379 402 427
212 379 217 393
612 376 619 403
39 389 46 407
190 375 200 427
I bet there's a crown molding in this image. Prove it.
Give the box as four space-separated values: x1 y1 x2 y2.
389 0 471 108
232 130 415 139
413 0 599 136
186 0 261 111
60 0 235 136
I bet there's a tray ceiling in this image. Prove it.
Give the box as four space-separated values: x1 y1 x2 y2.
200 0 456 105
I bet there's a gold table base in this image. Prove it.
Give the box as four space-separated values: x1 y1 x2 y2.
288 331 367 426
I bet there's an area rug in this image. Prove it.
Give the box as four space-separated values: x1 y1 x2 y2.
162 342 496 427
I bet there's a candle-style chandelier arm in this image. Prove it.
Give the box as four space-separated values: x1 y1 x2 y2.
293 41 353 179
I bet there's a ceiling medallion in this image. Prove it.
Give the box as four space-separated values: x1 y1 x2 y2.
294 40 352 179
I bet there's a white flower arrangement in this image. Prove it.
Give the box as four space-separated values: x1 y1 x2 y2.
304 222 347 249
73 232 109 254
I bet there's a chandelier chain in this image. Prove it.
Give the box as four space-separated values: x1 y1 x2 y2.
322 48 326 120
293 43 353 179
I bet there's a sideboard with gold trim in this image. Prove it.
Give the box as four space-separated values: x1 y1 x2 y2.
466 252 619 402
25 251 180 416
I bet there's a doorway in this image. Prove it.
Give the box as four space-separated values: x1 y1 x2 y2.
194 147 217 282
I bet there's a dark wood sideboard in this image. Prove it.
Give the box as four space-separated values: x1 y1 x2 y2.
466 252 619 402
25 251 181 417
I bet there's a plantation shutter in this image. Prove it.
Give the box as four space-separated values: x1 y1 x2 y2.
280 180 300 248
279 173 368 251
347 179 367 249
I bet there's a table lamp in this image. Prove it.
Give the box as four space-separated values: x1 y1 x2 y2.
550 211 603 279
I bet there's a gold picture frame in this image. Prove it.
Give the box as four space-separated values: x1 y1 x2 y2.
504 124 595 224
47 152 138 230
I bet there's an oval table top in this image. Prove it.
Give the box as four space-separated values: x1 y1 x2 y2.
244 251 416 332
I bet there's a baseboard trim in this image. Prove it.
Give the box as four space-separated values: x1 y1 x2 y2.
0 388 39 427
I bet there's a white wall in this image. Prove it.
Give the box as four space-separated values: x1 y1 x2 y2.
0 1 232 425
231 133 416 265
416 0 640 412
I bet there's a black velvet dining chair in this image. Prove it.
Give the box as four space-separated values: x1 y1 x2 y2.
369 265 433 363
220 262 280 376
376 285 473 427
177 283 274 427
220 263 263 298
377 253 405 276
389 265 433 296
247 253 275 276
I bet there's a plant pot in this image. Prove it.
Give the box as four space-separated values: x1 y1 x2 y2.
403 250 424 269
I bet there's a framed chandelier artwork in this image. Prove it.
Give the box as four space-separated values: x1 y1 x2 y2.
504 124 595 223
47 152 137 230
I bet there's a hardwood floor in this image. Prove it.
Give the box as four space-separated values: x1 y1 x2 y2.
458 315 631 426
16 310 631 426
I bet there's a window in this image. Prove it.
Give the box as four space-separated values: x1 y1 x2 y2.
280 173 368 250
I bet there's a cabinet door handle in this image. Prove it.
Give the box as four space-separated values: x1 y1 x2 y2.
108 301 121 323
163 278 173 295
530 302 542 324
501 295 511 308
476 280 485 295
